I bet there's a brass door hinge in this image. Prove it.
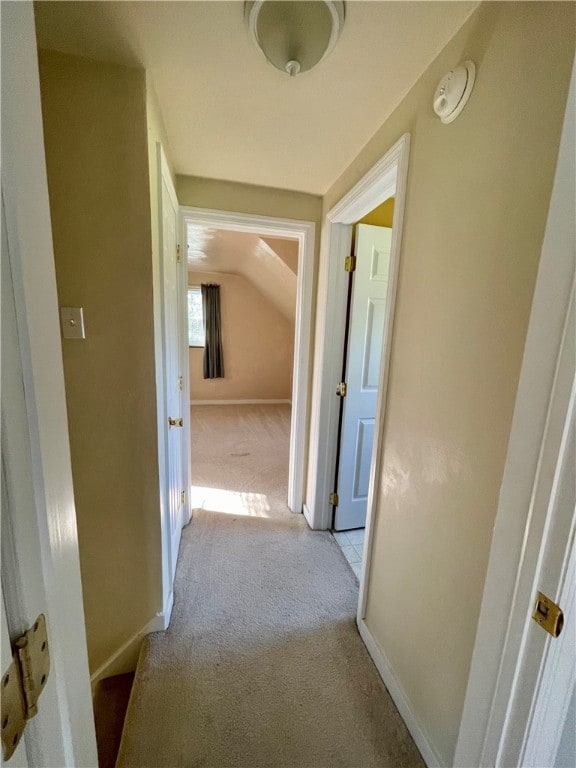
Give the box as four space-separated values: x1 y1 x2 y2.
176 244 181 263
329 492 339 507
178 376 184 392
336 382 347 397
345 255 356 272
532 592 564 638
181 490 186 506
1 615 50 761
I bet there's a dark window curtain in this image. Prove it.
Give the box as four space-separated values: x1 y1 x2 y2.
201 283 224 379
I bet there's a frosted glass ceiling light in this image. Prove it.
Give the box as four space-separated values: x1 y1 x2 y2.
245 1 345 77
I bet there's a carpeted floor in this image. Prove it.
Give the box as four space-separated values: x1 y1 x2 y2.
189 403 294 520
116 405 424 768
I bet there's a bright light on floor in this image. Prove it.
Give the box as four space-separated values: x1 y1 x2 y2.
190 485 271 517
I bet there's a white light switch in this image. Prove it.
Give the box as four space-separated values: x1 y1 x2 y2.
60 307 86 339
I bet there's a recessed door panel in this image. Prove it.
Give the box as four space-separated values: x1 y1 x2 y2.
362 296 387 392
353 418 375 500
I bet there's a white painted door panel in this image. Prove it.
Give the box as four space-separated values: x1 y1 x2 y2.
335 224 392 531
161 173 185 582
500 290 575 768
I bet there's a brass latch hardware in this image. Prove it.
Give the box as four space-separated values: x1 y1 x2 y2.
344 255 356 272
532 591 564 638
1 615 50 761
168 417 183 427
329 492 339 506
336 382 347 397
178 376 184 392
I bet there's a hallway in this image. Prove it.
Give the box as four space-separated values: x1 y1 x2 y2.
116 405 424 766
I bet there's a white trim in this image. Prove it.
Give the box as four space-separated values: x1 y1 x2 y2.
181 206 315 514
305 133 410 534
521 508 575 767
358 620 442 768
454 61 575 768
190 399 291 406
1 3 97 764
90 591 174 687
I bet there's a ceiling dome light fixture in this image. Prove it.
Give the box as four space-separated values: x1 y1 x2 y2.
245 1 345 77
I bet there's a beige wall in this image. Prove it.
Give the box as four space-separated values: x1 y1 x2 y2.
177 175 322 224
189 272 294 401
323 3 575 764
38 50 162 674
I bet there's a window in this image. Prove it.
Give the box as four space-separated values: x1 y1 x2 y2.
188 287 205 347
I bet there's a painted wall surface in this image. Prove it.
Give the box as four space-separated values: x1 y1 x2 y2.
322 4 575 764
358 197 395 228
177 175 322 224
189 271 294 401
38 50 162 674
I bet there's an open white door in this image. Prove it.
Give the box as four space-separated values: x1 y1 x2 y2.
1 4 97 764
334 224 392 531
158 148 187 583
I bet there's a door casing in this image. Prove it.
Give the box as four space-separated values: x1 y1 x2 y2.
180 206 316 515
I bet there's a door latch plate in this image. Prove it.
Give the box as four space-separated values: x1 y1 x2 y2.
532 591 564 638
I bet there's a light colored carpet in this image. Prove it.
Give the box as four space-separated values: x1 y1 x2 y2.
189 403 294 520
116 405 424 768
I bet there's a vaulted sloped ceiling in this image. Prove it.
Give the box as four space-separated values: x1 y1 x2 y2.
187 228 298 322
33 1 478 195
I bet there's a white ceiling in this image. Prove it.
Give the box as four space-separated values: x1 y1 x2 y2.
187 228 298 320
34 1 478 195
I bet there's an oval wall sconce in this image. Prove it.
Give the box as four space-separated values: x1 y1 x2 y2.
433 60 476 123
245 1 345 77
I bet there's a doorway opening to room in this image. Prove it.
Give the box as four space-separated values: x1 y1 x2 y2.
304 134 410 606
331 198 395 580
181 207 315 523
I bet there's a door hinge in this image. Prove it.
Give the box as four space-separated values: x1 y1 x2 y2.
178 376 184 392
532 591 564 638
176 244 181 263
345 255 356 272
329 492 339 507
181 490 186 506
336 381 347 397
1 615 50 761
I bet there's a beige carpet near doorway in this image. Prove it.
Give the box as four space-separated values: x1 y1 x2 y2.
116 405 424 768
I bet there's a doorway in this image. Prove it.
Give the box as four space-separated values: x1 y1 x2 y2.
185 225 299 517
180 207 315 516
304 133 410 609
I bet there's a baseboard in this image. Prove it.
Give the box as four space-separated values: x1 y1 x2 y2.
190 399 291 405
303 503 313 529
90 592 174 689
358 619 444 768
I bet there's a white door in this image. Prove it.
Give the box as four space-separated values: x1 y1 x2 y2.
159 156 185 581
1 192 96 766
335 224 392 531
499 288 575 768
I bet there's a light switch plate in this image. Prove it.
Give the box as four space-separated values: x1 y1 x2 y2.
60 307 85 339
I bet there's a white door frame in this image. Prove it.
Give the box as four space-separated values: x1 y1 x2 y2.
155 146 188 624
179 206 315 514
454 60 575 768
1 2 97 764
304 133 410 532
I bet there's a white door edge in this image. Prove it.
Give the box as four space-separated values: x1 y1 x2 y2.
454 60 575 768
180 206 316 515
1 3 97 764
